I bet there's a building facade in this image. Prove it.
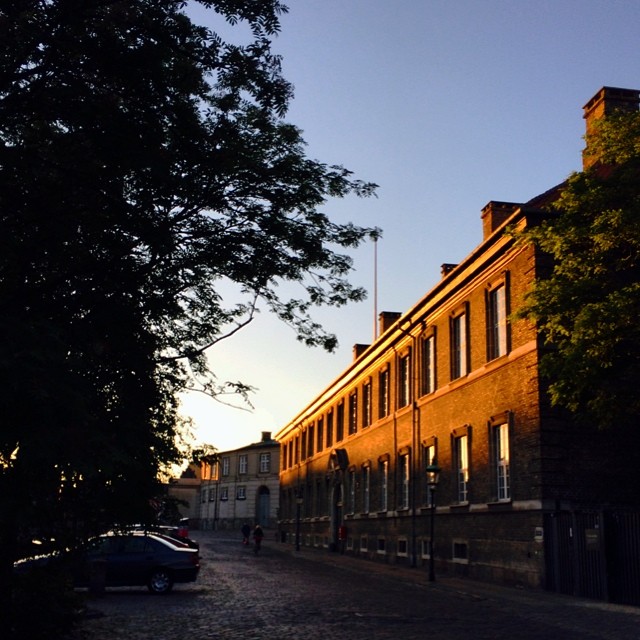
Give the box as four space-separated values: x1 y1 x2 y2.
165 465 202 527
276 87 640 603
198 431 280 531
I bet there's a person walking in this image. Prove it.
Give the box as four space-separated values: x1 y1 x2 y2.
241 523 251 545
253 524 264 554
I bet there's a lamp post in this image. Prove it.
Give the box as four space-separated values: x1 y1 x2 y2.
425 460 441 582
295 494 303 551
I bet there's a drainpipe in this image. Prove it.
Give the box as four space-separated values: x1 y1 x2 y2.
213 480 219 530
398 322 420 568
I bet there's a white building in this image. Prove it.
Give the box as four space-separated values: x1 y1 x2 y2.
199 431 280 530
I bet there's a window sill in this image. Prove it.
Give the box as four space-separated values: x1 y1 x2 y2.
487 500 512 511
395 404 413 418
484 354 508 371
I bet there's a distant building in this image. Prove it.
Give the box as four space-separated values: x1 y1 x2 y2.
199 431 280 530
165 465 201 526
276 87 640 604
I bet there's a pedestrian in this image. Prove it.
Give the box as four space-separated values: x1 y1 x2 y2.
253 523 264 554
241 523 251 545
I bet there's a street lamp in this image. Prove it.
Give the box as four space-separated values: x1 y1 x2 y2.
295 494 304 551
426 460 441 582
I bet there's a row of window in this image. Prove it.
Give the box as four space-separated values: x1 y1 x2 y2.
201 485 248 501
284 533 469 562
212 452 272 478
281 420 511 518
281 282 509 471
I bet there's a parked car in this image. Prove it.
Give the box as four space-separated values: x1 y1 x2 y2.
15 531 200 595
77 531 200 594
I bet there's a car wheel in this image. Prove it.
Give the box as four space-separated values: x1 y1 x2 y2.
148 568 173 594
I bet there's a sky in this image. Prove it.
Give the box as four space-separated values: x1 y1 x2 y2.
179 0 640 454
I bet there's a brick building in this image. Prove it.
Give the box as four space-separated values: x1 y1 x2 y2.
275 87 640 603
198 431 280 531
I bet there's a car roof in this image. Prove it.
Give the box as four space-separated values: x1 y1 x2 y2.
100 530 184 547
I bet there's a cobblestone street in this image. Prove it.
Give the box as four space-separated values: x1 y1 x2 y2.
71 530 640 640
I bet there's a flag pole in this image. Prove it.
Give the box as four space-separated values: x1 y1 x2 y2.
373 236 378 342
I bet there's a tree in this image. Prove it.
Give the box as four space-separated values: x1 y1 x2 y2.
0 0 377 629
517 111 640 430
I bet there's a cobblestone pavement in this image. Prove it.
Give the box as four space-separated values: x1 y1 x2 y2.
70 530 640 640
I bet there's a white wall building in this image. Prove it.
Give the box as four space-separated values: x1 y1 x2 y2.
199 431 280 530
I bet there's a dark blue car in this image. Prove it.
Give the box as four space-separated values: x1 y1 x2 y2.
77 531 200 594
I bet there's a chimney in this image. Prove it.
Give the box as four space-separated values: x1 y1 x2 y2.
582 86 640 170
481 201 521 240
261 431 271 442
440 263 458 277
353 343 369 360
378 311 401 335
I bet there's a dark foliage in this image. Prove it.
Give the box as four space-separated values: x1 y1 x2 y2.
517 112 640 430
0 1 377 631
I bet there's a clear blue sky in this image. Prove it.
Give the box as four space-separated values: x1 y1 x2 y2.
180 0 640 453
